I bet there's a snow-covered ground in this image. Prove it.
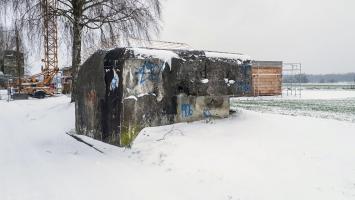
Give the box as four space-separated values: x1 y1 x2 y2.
1 91 355 200
236 89 355 100
283 89 355 100
232 89 355 122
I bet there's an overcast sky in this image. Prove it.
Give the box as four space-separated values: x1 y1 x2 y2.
159 0 355 74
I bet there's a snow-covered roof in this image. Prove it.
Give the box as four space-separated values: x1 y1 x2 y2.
205 51 251 62
127 47 180 69
124 47 251 69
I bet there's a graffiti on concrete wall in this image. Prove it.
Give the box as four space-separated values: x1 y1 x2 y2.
241 83 251 92
135 61 162 84
110 70 119 90
86 90 97 105
241 65 250 77
203 108 212 118
181 104 193 118
236 81 251 93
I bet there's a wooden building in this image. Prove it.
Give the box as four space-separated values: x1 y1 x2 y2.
252 61 282 96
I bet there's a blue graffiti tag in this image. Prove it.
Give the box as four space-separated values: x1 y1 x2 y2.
181 104 193 118
241 64 251 77
203 108 212 118
236 81 251 93
135 61 162 84
110 75 119 90
241 83 251 92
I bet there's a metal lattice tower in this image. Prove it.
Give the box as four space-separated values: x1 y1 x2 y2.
42 0 58 71
283 63 302 97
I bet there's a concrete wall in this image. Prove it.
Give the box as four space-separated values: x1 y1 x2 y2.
176 94 230 123
76 48 252 147
75 50 107 143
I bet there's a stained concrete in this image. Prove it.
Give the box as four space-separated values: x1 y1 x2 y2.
76 48 252 147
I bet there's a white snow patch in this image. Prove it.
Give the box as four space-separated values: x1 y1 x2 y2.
124 93 156 101
124 95 138 101
138 93 156 97
224 79 235 86
205 51 251 62
200 79 209 84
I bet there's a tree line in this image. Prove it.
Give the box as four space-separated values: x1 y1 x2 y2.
283 73 355 83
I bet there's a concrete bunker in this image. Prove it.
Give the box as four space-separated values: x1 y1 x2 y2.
75 48 252 147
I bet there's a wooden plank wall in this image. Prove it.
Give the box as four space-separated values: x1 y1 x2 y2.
252 67 282 96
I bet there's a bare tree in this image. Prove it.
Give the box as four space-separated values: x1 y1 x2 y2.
0 0 162 101
0 23 28 77
0 26 16 52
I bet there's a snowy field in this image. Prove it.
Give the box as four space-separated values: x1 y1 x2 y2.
1 90 355 200
232 89 355 123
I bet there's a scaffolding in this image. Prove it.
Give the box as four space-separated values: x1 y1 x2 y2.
282 63 302 97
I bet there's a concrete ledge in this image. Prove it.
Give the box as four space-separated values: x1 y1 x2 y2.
176 94 229 122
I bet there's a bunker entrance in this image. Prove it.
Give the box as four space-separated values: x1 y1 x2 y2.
101 49 126 144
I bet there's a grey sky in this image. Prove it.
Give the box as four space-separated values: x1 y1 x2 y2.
159 0 355 74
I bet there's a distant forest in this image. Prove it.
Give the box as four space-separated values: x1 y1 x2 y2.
283 73 355 83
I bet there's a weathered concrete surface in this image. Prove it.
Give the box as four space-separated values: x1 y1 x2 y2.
75 50 107 143
76 47 252 147
176 94 230 123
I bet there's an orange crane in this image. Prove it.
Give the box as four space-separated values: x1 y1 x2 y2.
18 0 59 98
42 0 58 73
